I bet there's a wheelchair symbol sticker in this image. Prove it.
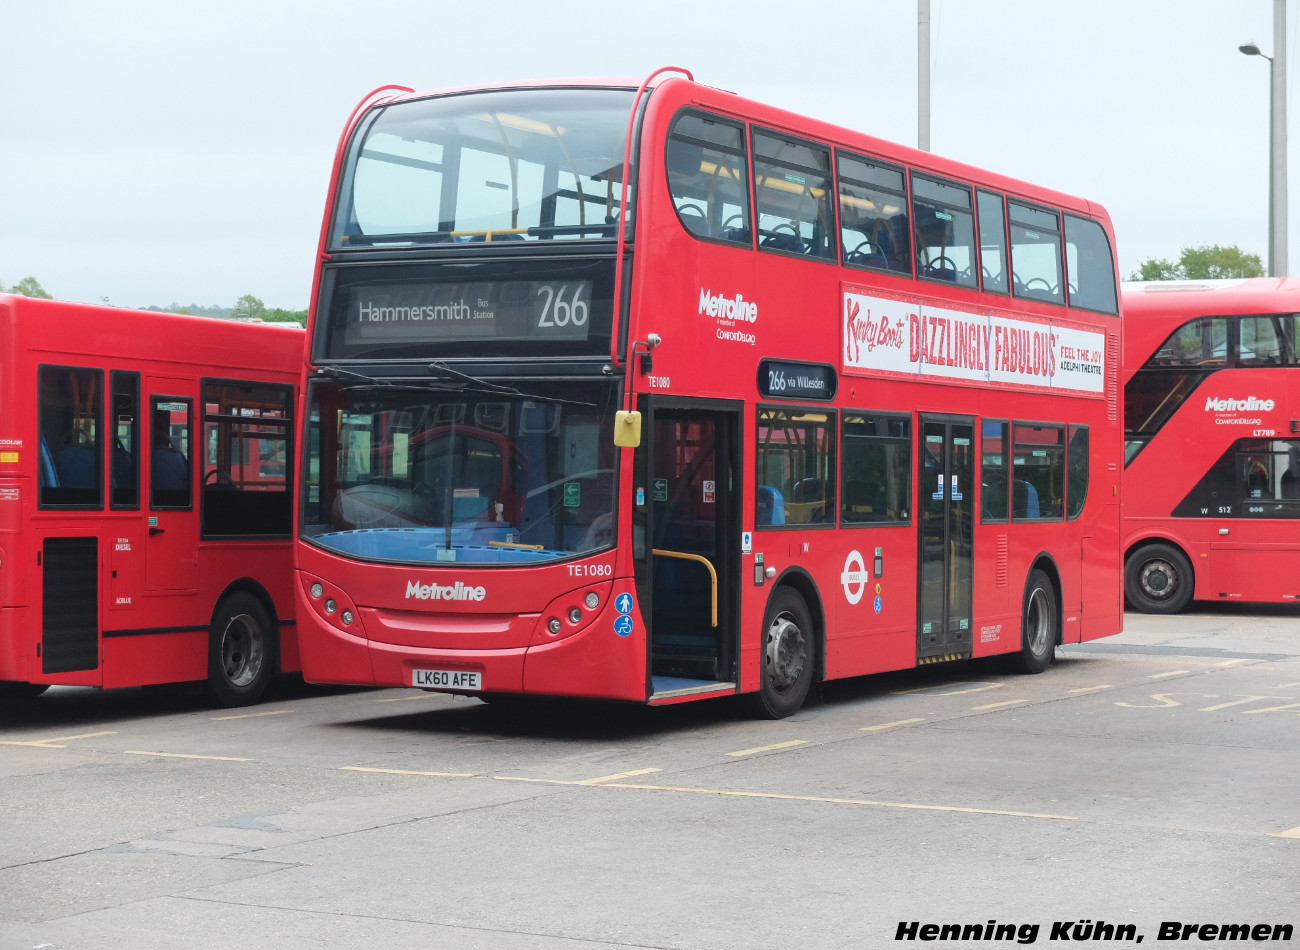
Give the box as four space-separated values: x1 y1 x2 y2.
615 593 633 615
614 615 634 637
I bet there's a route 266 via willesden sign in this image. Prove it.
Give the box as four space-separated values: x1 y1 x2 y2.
842 287 1106 395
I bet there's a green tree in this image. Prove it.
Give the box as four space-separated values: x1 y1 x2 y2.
9 276 53 298
233 293 266 321
1129 244 1265 281
263 307 308 324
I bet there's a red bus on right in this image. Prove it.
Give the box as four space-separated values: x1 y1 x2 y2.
1123 278 1300 612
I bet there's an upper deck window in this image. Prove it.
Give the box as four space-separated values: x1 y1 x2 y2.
1063 215 1118 314
911 174 977 288
838 153 911 275
1009 201 1064 305
666 111 751 246
753 131 835 261
332 88 636 248
976 190 1009 295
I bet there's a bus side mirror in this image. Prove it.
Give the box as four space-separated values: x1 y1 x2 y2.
614 410 642 448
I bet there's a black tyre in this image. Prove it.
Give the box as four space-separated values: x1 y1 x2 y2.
1125 543 1193 614
205 592 275 707
1012 568 1057 674
750 588 815 719
0 682 50 706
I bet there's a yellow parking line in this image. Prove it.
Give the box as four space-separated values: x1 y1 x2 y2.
340 766 476 778
0 731 115 749
575 768 663 785
893 682 1003 696
211 710 292 720
726 740 808 757
123 751 251 761
861 718 927 731
1215 659 1252 667
972 699 1027 710
1068 685 1112 693
601 783 1077 821
1268 825 1300 839
494 768 662 786
1148 671 1190 679
375 694 436 703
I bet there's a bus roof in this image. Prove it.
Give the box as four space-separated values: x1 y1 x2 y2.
1121 277 1300 367
365 72 1111 225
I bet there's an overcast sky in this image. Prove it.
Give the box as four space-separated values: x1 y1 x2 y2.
0 1 1291 310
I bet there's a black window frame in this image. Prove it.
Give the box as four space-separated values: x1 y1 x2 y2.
980 418 1010 524
910 172 979 289
840 411 912 526
751 127 837 263
38 364 105 511
665 108 753 248
836 150 913 277
755 404 838 528
1009 199 1065 306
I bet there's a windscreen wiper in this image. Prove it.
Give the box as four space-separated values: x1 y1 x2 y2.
426 362 595 407
316 365 463 393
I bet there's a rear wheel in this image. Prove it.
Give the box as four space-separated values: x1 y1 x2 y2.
1012 568 1057 674
1125 543 1193 614
750 588 815 719
205 592 275 707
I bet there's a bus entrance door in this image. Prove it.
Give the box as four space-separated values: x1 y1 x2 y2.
645 405 738 697
917 416 974 661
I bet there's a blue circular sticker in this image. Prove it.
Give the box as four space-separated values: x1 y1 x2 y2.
873 595 883 614
614 615 634 637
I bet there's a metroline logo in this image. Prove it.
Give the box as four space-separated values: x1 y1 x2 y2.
699 288 758 323
1205 396 1276 412
405 580 486 602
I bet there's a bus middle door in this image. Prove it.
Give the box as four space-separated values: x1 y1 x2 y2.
918 415 974 661
144 386 198 593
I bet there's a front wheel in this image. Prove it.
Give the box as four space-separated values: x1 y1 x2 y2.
205 592 276 707
750 588 815 719
1011 568 1057 674
1124 543 1193 614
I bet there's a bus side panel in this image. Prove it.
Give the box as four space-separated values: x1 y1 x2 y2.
819 528 920 680
1081 505 1122 642
101 632 208 688
522 603 646 702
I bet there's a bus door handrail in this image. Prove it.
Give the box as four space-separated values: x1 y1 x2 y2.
651 548 717 627
611 66 693 382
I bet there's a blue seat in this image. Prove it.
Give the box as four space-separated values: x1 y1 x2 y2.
756 485 785 526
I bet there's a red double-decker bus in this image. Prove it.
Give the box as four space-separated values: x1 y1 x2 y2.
296 69 1123 717
0 295 303 705
1123 278 1300 611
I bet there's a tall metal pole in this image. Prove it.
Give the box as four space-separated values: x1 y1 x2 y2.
918 0 931 151
1272 0 1288 276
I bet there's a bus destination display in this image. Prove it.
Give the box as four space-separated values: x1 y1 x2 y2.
343 279 593 346
758 359 837 400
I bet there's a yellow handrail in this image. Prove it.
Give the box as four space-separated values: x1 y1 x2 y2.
652 549 717 627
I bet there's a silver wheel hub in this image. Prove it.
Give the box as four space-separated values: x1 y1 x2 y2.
764 613 805 692
1025 588 1050 655
1139 560 1178 600
221 613 265 687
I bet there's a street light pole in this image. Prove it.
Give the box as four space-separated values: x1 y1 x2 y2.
1240 0 1288 277
918 0 930 151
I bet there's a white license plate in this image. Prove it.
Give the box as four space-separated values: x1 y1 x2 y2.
412 668 482 690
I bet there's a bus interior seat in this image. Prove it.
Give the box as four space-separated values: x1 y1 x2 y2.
756 485 785 525
791 477 826 522
1012 479 1041 518
55 444 96 489
761 231 807 254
